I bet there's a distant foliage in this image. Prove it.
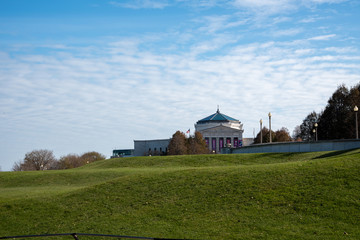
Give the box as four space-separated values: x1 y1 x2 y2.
168 131 209 155
12 149 56 171
168 131 188 155
254 127 291 144
297 83 360 141
187 131 210 154
57 154 82 169
80 151 106 164
297 111 320 141
292 125 302 141
57 152 106 169
318 84 360 140
12 150 106 171
254 127 273 144
274 127 292 142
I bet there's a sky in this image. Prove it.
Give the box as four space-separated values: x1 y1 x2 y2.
0 0 360 171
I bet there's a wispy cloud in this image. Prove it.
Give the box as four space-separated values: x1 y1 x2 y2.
109 0 169 9
232 0 297 15
308 34 336 40
1 37 358 140
299 15 325 23
1 34 359 171
272 16 292 24
231 0 349 16
108 0 349 13
0 0 358 171
271 28 303 37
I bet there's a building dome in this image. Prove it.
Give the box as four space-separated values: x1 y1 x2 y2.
195 108 244 153
196 108 239 124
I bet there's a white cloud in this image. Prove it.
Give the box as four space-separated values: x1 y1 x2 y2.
307 0 347 3
273 16 292 24
108 0 349 13
232 0 297 15
299 15 326 23
308 34 336 41
231 0 349 16
271 28 303 37
109 0 169 9
324 47 356 53
176 0 221 8
1 38 359 171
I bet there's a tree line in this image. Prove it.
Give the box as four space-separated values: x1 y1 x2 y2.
253 127 292 144
168 131 209 155
295 83 360 141
12 149 106 171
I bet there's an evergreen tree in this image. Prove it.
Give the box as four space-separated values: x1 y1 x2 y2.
298 83 360 140
299 111 320 141
318 84 360 139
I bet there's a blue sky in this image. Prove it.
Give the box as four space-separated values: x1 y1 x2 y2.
0 0 359 171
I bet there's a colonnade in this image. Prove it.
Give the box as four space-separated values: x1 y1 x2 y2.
205 137 242 153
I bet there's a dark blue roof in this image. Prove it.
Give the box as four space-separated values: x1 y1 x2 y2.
197 109 239 124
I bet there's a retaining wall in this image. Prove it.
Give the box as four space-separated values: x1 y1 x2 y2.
225 139 360 154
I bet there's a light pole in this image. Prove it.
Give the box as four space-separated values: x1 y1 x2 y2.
314 123 318 141
354 106 359 139
312 129 316 142
268 112 272 143
260 119 263 144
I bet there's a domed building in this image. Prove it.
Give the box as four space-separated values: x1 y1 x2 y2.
113 107 249 157
195 108 244 153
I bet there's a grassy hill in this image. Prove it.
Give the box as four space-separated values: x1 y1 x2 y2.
1 150 359 240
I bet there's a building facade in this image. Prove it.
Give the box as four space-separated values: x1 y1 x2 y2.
111 149 134 158
195 108 244 153
113 108 249 156
134 139 170 156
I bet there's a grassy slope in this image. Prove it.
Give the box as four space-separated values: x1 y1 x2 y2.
0 150 359 240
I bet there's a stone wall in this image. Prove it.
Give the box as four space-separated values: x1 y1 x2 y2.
224 139 360 154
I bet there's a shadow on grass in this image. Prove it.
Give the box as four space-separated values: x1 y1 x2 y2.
313 148 360 159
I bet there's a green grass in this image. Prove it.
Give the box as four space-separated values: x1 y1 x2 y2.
1 149 360 240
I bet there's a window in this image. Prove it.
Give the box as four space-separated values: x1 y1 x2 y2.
226 138 231 147
234 138 238 148
219 138 224 152
212 138 216 152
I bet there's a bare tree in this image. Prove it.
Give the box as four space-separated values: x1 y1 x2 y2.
13 149 56 171
12 160 23 171
292 125 302 141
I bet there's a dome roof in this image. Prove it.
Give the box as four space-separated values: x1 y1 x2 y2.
196 109 239 124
